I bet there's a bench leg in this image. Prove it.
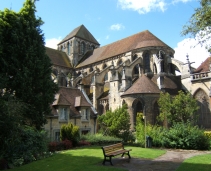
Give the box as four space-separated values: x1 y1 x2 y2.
109 156 113 165
102 156 113 166
121 152 131 159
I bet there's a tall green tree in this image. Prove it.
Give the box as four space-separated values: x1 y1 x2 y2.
181 0 211 52
0 0 58 129
158 91 199 126
97 104 131 141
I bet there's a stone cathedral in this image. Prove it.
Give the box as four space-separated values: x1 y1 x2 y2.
44 25 211 140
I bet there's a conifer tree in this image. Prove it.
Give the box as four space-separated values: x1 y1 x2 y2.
0 0 58 129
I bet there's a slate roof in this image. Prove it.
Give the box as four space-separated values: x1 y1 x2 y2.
45 47 72 68
194 57 211 73
58 25 100 45
77 30 173 68
122 75 160 96
52 87 91 115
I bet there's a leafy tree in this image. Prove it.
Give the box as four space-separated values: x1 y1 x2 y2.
181 0 211 52
158 91 199 126
0 0 58 129
97 104 131 141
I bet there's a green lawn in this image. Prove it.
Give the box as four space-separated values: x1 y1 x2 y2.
11 146 166 171
176 153 211 171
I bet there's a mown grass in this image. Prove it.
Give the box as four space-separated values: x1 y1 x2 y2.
11 146 166 171
176 153 211 171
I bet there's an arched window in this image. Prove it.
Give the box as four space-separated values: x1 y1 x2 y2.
132 54 138 61
143 52 150 73
59 73 67 87
117 59 123 66
89 67 93 72
61 46 64 52
194 89 211 129
153 64 157 74
102 63 107 70
81 42 86 55
67 42 70 55
78 41 80 53
132 64 139 78
104 73 108 82
91 45 95 50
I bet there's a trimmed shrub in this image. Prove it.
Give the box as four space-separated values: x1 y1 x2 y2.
60 123 80 146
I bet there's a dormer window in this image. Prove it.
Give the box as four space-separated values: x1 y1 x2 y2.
59 107 68 121
81 108 90 121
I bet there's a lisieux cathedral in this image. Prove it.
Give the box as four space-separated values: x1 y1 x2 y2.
44 25 211 141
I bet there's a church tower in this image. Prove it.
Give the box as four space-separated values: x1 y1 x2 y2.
57 25 100 67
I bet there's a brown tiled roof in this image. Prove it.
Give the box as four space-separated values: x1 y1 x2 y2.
55 87 91 107
58 25 100 45
194 57 211 73
52 87 91 115
45 47 72 68
122 75 160 96
151 75 182 95
77 30 173 68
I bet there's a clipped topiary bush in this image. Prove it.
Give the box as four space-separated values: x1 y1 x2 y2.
60 123 80 146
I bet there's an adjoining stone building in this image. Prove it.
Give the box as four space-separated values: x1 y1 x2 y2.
45 24 211 140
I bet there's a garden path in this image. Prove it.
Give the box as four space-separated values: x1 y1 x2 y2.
102 149 211 171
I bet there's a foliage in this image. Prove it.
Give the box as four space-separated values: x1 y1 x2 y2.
97 104 131 142
204 131 211 139
136 114 165 147
163 122 210 150
181 0 211 52
2 126 50 167
0 0 58 130
60 123 80 146
158 91 199 126
80 133 122 145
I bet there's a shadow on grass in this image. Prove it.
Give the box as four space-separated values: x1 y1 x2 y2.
11 150 126 171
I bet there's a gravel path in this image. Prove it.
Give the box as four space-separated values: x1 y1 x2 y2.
102 149 211 171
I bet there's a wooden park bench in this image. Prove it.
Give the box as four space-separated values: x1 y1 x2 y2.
101 142 132 165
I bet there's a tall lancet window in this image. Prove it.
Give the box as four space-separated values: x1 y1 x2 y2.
144 52 150 73
67 42 70 55
81 42 86 55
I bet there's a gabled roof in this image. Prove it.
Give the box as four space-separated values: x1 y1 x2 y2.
45 47 72 68
194 57 211 73
53 87 91 107
122 75 160 96
58 25 100 45
77 30 173 68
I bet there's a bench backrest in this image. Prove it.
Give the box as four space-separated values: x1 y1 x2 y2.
102 143 124 155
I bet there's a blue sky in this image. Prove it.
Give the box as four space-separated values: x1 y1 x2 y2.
1 0 210 68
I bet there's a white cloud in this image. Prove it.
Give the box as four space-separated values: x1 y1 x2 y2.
110 23 125 31
174 38 210 68
117 0 167 14
117 0 195 14
45 37 62 49
172 0 193 3
106 35 110 39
